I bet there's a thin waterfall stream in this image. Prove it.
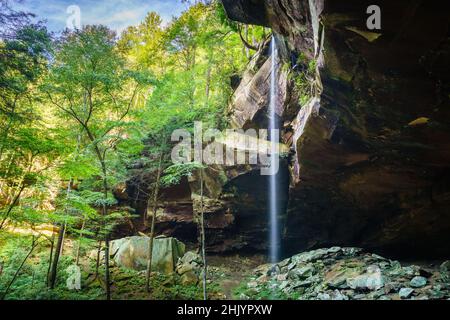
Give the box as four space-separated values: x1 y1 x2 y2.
269 36 280 264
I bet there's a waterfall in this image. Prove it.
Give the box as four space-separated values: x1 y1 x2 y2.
269 36 280 264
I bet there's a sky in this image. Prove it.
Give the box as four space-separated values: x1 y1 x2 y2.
14 0 189 34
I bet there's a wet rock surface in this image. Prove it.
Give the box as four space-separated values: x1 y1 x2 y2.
239 247 450 300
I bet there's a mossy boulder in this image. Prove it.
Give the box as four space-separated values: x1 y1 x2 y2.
109 236 185 274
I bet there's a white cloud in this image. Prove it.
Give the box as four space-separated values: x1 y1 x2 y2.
13 0 187 34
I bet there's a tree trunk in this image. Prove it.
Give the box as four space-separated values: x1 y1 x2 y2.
200 168 207 300
245 25 250 59
75 219 85 266
100 162 111 300
145 154 163 293
142 187 147 226
48 179 71 289
94 240 102 279
59 221 67 256
46 227 55 286
205 65 212 104
104 236 110 300
48 222 65 289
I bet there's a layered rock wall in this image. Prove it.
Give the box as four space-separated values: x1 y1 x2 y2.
122 0 450 258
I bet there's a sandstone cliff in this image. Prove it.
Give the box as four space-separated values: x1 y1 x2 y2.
123 0 450 258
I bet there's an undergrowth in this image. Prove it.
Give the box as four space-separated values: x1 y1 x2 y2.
0 232 219 300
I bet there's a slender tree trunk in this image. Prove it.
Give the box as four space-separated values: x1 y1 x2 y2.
48 179 71 289
94 240 102 279
145 154 163 293
46 228 55 286
142 186 147 226
200 168 207 300
59 221 67 256
48 222 65 289
104 235 110 300
75 219 85 266
1 235 40 300
245 25 250 59
100 162 111 300
205 66 212 104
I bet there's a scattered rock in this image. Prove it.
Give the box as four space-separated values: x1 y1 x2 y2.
331 290 349 300
327 276 347 289
347 267 385 291
267 264 281 276
254 264 271 276
276 273 288 281
239 293 250 300
239 247 450 300
180 271 198 286
288 264 314 280
403 266 420 276
317 293 331 300
279 281 289 290
410 276 427 288
176 251 202 285
440 260 450 273
399 288 414 299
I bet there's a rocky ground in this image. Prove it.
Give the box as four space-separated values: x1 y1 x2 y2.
232 247 450 300
207 254 266 299
97 237 450 300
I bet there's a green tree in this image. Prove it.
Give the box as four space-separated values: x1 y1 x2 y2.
0 2 53 231
44 25 150 299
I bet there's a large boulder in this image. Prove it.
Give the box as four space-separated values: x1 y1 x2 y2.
176 251 203 285
109 236 185 274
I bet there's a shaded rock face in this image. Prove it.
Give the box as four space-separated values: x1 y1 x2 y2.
221 0 450 258
205 164 290 253
122 159 290 254
122 172 198 243
122 1 450 258
228 36 294 130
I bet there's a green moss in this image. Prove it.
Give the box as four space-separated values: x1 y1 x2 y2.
0 232 219 300
291 56 317 107
233 278 302 300
281 62 291 74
